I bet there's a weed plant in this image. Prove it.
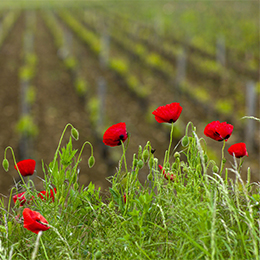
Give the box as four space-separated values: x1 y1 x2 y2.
0 118 259 259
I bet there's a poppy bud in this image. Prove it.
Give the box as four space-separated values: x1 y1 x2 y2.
95 250 102 259
138 145 143 160
71 127 79 140
212 165 219 173
147 173 153 181
165 162 170 169
182 136 189 147
88 156 95 168
142 149 149 163
174 152 180 159
175 157 180 165
137 160 144 169
2 159 9 172
172 162 177 170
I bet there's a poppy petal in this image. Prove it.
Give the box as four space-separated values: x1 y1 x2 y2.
103 122 128 147
23 208 50 234
14 159 36 176
152 103 182 124
228 143 248 158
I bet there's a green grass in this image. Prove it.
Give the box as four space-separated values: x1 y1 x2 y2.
0 121 259 259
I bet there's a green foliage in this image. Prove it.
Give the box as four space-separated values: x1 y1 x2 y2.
75 77 87 96
215 99 233 115
1 123 260 259
109 58 128 76
16 115 38 137
64 56 77 70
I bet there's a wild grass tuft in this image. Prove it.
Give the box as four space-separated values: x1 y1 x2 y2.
0 122 259 259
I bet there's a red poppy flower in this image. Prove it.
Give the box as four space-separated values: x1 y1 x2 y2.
23 208 50 234
38 188 57 202
13 192 27 206
103 122 128 147
152 103 182 123
228 143 248 158
204 121 233 142
123 193 127 203
14 159 36 176
159 165 176 182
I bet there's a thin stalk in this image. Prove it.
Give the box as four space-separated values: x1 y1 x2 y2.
52 123 76 172
40 237 49 260
167 122 174 163
219 141 226 175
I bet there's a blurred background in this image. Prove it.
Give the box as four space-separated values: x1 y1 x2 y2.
0 0 259 196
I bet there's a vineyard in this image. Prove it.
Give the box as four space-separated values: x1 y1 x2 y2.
0 1 259 196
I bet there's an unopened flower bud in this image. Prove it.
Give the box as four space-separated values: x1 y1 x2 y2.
174 152 180 159
133 159 138 168
88 156 95 168
95 250 102 259
142 149 149 163
165 162 170 169
2 159 9 172
71 127 79 140
147 173 153 181
212 165 219 173
175 157 180 165
137 160 144 169
172 162 177 170
182 136 189 147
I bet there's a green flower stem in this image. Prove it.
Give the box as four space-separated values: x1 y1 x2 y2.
4 146 27 188
238 158 244 173
219 141 226 175
167 122 174 163
75 141 94 169
185 121 194 136
52 123 76 172
120 141 128 174
40 237 49 260
62 141 94 208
